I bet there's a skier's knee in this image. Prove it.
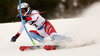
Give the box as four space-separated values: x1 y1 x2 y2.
29 32 44 43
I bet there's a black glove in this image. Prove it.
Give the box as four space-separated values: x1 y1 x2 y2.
16 14 27 20
11 34 20 42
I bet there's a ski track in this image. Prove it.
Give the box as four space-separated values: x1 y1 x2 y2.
0 2 100 56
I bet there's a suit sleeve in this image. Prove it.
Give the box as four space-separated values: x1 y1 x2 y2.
17 22 25 34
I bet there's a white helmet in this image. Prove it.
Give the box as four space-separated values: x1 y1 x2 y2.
17 2 30 16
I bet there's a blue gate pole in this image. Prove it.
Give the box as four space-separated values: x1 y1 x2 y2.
19 0 36 46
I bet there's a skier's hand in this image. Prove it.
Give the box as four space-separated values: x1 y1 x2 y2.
11 33 20 42
11 36 17 42
16 14 27 20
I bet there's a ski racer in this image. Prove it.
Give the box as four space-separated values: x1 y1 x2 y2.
11 2 72 43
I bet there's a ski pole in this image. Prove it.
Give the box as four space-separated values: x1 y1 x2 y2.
26 11 46 16
19 0 36 46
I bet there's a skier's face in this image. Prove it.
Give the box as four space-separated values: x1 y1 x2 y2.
18 9 26 15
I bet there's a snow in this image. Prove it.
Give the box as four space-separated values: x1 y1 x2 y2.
1 2 100 56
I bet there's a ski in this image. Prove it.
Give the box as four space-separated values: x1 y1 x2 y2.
19 45 42 51
44 45 60 51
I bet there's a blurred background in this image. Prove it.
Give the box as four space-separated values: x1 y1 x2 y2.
0 0 100 23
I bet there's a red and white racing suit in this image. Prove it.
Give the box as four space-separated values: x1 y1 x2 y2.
17 10 57 38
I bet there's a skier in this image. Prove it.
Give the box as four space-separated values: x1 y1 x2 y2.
11 2 72 44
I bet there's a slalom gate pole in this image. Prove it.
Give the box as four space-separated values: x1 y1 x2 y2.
19 0 36 46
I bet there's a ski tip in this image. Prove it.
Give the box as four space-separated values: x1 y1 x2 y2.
19 46 30 51
19 46 25 51
44 45 56 51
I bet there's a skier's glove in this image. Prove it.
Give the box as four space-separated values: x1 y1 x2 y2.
11 33 20 42
16 14 27 20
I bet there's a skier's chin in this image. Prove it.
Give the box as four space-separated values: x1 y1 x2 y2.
22 13 25 15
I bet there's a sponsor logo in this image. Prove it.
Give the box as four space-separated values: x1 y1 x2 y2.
46 25 50 31
49 28 52 34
